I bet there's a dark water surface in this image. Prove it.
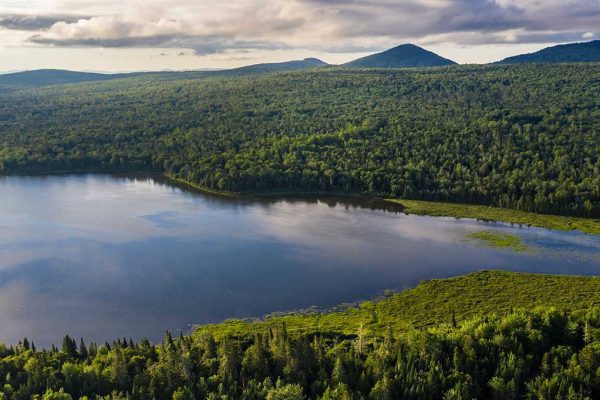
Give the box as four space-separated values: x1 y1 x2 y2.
0 174 598 346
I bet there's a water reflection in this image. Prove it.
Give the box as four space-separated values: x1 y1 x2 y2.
0 174 598 347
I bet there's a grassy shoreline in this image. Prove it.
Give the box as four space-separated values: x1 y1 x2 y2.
194 270 600 340
386 198 600 235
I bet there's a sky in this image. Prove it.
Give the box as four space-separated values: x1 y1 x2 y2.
0 0 598 72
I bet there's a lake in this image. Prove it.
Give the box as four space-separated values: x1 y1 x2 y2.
0 174 598 347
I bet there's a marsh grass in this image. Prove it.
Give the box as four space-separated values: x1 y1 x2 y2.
386 199 600 235
466 230 529 252
194 270 600 339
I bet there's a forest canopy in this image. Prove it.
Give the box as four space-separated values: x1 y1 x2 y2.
0 271 599 400
0 64 598 217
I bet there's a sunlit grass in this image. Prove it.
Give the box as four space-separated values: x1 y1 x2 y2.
194 270 600 340
386 199 600 235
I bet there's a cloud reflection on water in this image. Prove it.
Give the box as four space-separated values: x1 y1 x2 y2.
0 174 598 347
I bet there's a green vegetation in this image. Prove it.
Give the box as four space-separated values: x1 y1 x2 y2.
465 231 528 252
497 40 600 64
1 271 599 400
196 270 600 338
387 199 600 234
0 64 598 218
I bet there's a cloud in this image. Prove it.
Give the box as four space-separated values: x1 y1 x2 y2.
26 6 304 54
0 14 87 31
12 0 600 55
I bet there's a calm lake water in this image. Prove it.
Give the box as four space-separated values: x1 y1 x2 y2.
0 174 598 347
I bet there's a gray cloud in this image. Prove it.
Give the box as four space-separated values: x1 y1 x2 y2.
0 14 87 31
29 33 292 56
300 0 599 40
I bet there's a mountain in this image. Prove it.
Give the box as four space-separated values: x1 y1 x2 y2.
209 57 329 76
0 69 135 89
0 59 329 91
496 40 600 64
344 44 456 68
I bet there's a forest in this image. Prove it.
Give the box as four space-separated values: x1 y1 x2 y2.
0 64 598 217
0 271 599 400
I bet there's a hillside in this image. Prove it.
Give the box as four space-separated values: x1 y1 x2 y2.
344 44 456 67
0 64 598 217
497 40 600 64
1 270 599 399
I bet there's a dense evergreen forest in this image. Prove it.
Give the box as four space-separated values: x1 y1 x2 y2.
1 271 599 400
0 64 598 217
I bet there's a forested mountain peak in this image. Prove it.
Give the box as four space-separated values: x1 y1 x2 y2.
344 43 457 68
302 57 327 64
496 40 600 64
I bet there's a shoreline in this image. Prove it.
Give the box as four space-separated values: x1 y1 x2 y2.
386 198 599 235
164 175 600 235
2 170 598 235
194 269 600 339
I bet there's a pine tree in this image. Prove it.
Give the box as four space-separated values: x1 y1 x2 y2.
62 335 78 358
583 320 592 345
79 338 88 359
356 322 366 355
332 356 347 385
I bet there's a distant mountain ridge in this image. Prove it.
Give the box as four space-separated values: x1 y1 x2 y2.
0 59 329 90
0 69 137 88
497 40 600 64
208 57 329 77
344 44 456 68
1 41 599 91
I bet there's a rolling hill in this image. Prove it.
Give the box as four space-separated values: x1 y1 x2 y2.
0 58 329 91
344 44 456 68
209 57 329 76
0 69 135 89
497 40 600 64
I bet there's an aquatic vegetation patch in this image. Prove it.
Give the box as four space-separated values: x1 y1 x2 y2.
466 230 528 252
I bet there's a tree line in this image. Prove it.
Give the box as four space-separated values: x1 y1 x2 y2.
0 307 598 399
